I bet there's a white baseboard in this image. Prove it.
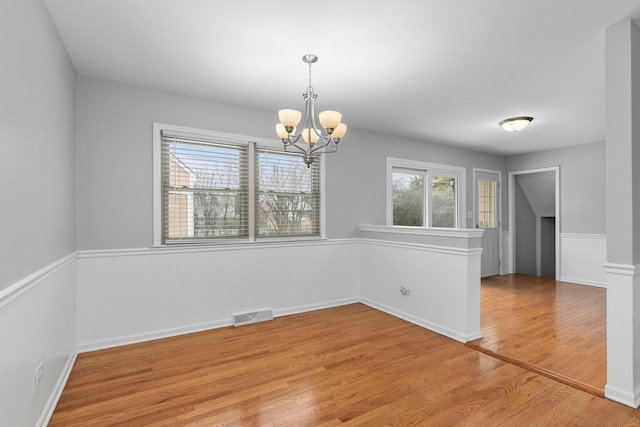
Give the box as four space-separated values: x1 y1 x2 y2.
360 297 482 343
604 384 640 409
558 276 606 288
78 297 360 354
37 349 78 427
77 319 232 353
273 297 359 318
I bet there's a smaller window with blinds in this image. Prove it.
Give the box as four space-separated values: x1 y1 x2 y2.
256 147 320 238
155 125 323 245
162 133 249 242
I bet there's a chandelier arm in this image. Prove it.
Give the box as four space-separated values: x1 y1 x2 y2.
308 138 334 154
310 140 338 155
284 139 309 155
320 145 338 154
285 133 304 145
323 144 339 154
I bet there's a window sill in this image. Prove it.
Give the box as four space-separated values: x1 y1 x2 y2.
151 235 327 249
359 224 484 239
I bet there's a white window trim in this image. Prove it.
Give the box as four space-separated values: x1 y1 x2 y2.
152 122 326 246
386 157 466 228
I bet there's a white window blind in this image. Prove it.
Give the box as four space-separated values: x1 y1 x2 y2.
158 127 322 244
161 131 249 243
255 146 320 238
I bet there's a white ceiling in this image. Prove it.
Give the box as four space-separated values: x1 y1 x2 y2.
43 0 640 156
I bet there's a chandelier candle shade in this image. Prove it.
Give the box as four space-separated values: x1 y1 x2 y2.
276 54 346 167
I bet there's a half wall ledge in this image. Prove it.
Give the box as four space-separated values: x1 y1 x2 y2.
358 224 484 343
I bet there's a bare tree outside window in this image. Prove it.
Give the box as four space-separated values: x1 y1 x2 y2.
431 176 457 228
191 151 244 237
257 151 319 237
393 172 424 226
164 141 248 240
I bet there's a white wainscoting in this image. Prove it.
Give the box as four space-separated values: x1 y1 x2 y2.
0 253 77 427
2 232 487 425
359 226 484 343
560 233 607 287
76 240 361 352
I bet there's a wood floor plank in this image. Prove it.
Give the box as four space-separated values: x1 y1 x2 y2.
51 302 635 426
468 273 607 395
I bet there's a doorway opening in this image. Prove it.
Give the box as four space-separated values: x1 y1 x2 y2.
508 167 560 278
471 167 606 397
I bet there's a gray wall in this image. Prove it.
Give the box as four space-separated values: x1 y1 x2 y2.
0 0 77 290
606 20 640 265
76 76 280 249
76 76 508 249
541 217 556 278
514 178 537 275
508 141 605 235
330 127 509 236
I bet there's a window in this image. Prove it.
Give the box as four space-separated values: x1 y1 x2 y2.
256 148 320 237
431 175 458 227
392 169 425 226
164 136 249 240
153 124 322 245
477 178 496 228
387 158 465 228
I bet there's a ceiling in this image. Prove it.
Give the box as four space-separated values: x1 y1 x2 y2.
43 0 640 156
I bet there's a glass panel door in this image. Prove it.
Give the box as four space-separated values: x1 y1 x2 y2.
476 171 500 277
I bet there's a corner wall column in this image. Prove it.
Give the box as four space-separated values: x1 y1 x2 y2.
604 18 640 408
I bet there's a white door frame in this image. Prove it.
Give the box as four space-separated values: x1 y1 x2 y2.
473 168 503 275
508 166 560 279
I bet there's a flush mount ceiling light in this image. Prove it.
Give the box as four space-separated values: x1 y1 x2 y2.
498 116 533 132
276 54 347 167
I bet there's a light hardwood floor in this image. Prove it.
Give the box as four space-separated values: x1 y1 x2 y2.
50 302 637 426
467 273 607 396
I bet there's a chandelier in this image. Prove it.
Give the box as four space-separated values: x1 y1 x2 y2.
276 54 347 167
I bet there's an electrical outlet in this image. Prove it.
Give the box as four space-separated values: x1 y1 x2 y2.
400 286 411 295
35 361 43 387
